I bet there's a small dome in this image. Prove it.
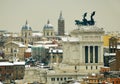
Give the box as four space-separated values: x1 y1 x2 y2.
21 20 32 31
22 25 32 30
44 20 53 29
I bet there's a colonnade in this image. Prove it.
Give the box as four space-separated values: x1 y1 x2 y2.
85 46 99 63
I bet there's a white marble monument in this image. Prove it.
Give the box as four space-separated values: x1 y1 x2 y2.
59 25 104 74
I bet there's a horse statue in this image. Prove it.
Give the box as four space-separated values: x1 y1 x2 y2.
82 12 88 25
75 12 88 25
88 11 95 25
75 11 96 26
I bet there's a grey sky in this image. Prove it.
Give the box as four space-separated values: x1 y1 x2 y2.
0 0 120 33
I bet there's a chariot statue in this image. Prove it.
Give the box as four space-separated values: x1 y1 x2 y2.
75 11 96 26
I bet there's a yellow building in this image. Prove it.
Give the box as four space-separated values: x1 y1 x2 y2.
103 32 119 47
103 35 111 47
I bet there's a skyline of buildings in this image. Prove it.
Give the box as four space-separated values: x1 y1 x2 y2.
0 0 120 32
0 1 120 83
0 19 120 83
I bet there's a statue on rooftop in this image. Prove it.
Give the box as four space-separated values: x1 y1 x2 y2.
82 12 88 25
75 11 96 26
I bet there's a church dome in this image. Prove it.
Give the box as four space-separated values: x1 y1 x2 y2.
44 20 53 29
22 20 32 31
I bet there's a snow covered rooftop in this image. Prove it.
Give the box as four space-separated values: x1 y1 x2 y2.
104 53 116 56
32 32 43 37
61 37 79 42
13 61 25 65
0 62 13 66
0 61 25 66
109 59 116 63
32 44 58 49
3 33 19 37
117 45 120 49
25 48 31 52
34 41 53 44
3 33 11 37
11 41 26 47
49 49 63 53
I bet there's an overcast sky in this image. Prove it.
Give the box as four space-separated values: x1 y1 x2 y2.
0 0 120 33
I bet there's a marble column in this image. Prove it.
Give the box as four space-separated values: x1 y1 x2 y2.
98 46 100 63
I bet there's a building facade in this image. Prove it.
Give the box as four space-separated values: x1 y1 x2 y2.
109 50 120 71
49 49 63 64
43 20 55 38
0 61 25 83
109 37 118 53
21 20 32 46
4 41 26 61
59 26 104 74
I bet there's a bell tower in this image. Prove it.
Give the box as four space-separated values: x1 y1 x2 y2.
58 11 65 36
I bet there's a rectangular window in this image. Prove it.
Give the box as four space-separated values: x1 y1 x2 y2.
61 78 63 81
86 66 88 70
90 46 93 63
91 66 93 70
64 78 66 81
95 46 98 63
47 32 49 36
57 78 59 81
85 46 88 63
11 48 13 53
51 78 55 81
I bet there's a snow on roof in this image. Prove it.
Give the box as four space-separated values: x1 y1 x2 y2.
117 45 120 49
104 53 116 56
3 33 11 37
101 66 110 68
73 81 80 84
12 41 26 47
32 44 58 49
0 62 13 66
10 33 19 37
3 33 19 37
28 44 32 47
44 44 58 48
13 61 25 65
0 81 3 84
34 41 53 44
32 45 43 47
49 49 63 53
62 37 79 42
109 59 116 63
43 46 49 49
64 32 69 36
44 24 53 29
19 44 26 47
25 48 31 52
92 73 96 76
32 32 43 37
0 61 25 66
